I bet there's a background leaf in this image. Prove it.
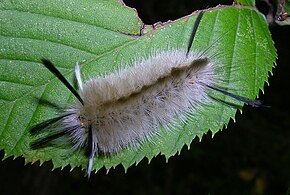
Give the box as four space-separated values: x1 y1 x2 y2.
236 0 255 7
276 0 290 25
0 1 276 174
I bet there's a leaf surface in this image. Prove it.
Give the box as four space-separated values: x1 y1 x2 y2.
0 1 276 173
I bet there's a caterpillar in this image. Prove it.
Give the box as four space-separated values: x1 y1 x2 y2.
30 11 261 177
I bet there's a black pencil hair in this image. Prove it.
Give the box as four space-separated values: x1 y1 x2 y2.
30 125 80 149
30 113 73 135
197 81 262 107
86 124 93 158
186 11 205 57
41 59 84 105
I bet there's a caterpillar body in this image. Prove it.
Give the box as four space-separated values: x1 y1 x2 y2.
30 11 261 177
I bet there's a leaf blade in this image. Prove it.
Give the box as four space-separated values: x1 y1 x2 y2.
0 2 276 173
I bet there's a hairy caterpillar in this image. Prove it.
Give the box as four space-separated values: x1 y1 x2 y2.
30 11 261 177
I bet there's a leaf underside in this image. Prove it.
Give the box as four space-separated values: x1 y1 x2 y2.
0 0 276 173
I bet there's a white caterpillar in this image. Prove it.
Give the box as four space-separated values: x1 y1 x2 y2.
30 11 261 177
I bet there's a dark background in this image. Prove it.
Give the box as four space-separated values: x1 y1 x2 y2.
1 0 290 194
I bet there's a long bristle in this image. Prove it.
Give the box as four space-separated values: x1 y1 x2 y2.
86 125 94 178
197 81 262 107
29 114 72 135
41 59 84 105
186 11 205 57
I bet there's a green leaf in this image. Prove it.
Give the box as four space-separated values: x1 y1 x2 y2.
285 0 290 13
0 1 276 173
